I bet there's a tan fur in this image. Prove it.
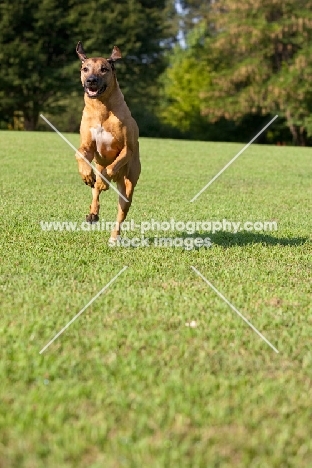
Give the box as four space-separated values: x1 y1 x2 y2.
75 42 141 239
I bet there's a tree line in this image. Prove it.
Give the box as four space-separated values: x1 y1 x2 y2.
1 0 312 145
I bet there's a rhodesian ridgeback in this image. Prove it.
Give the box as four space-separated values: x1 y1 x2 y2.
75 41 141 242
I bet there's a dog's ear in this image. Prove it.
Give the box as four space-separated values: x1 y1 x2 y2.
108 46 122 63
76 42 88 63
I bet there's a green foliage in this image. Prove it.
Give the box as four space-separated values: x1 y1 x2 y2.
3 0 312 143
160 55 210 132
177 0 212 39
201 0 312 145
158 23 211 138
0 0 76 129
0 0 177 130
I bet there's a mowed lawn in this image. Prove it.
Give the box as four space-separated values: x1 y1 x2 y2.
0 130 311 467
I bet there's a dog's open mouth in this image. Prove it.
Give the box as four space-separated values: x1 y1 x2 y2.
85 84 106 98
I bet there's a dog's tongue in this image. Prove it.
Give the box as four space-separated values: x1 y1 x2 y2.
87 89 97 96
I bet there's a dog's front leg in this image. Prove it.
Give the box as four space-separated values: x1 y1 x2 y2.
75 147 96 187
104 146 132 178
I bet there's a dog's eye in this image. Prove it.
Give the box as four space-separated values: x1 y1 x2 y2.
101 66 109 72
82 67 88 72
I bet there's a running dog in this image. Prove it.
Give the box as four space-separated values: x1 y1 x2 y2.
75 41 141 241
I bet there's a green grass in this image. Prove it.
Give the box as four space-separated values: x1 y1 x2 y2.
0 130 311 467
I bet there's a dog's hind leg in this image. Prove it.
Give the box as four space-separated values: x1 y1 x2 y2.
86 186 100 223
110 178 133 240
110 155 141 240
86 164 111 223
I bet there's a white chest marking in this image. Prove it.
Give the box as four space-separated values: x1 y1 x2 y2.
90 125 114 154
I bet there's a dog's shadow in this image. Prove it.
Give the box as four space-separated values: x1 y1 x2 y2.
179 231 308 248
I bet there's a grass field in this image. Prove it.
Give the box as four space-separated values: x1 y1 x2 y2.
0 129 311 467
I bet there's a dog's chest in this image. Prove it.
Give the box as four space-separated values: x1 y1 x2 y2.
90 124 116 155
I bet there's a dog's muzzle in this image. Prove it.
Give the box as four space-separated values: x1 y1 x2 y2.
84 75 106 98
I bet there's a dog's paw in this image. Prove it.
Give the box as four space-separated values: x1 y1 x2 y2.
103 165 114 178
83 171 96 188
95 179 110 192
86 213 99 223
101 167 113 181
78 160 96 187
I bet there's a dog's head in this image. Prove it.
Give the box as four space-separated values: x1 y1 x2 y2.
76 42 122 99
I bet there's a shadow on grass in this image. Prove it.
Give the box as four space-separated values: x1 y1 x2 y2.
179 231 309 247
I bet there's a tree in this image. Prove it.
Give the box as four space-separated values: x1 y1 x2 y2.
176 0 212 42
201 0 312 145
158 23 211 139
0 0 77 130
0 0 177 130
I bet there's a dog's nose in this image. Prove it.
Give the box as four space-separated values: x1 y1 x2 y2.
86 75 98 86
